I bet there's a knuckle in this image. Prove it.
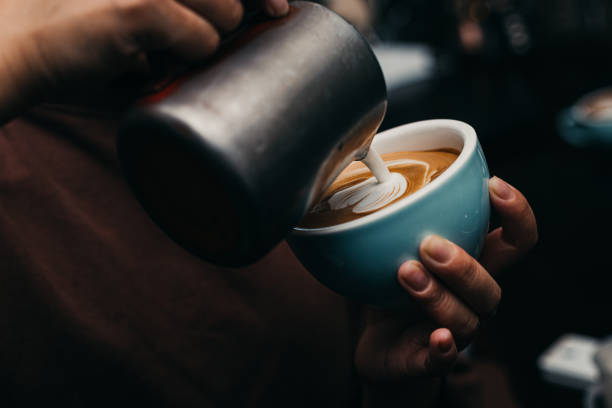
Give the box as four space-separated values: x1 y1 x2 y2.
201 30 221 56
483 285 501 319
525 224 539 250
454 254 479 287
111 0 156 17
457 315 480 343
223 0 244 31
515 224 538 253
421 284 451 315
110 0 164 35
493 285 502 306
106 0 159 55
513 205 538 250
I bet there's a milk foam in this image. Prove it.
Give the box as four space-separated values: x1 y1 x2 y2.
362 148 392 182
327 155 430 214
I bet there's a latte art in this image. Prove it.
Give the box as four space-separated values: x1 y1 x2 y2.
301 149 459 228
328 171 407 214
325 149 409 214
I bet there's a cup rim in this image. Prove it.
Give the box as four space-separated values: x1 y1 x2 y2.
292 119 477 236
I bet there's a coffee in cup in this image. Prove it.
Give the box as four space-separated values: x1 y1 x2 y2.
301 149 459 228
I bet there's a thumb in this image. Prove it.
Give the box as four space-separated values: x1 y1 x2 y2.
356 324 458 381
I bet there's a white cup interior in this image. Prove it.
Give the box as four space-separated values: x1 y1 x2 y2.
372 119 470 153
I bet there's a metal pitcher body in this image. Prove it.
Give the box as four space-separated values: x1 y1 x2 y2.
117 1 387 266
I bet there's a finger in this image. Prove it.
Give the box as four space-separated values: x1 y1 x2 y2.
424 328 458 375
259 0 290 17
387 327 457 377
419 235 501 319
177 0 244 32
479 176 538 275
120 0 221 60
357 322 456 379
398 261 479 349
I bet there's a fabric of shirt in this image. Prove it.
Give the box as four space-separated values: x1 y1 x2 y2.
0 104 358 407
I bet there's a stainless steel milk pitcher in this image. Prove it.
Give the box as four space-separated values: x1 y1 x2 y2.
117 1 387 266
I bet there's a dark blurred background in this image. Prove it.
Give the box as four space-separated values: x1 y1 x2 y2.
323 0 612 406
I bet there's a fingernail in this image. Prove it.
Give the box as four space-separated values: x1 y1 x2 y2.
422 236 454 264
266 0 289 16
490 176 514 201
399 262 430 292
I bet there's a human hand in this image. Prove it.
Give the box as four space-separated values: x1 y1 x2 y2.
354 176 537 405
0 0 289 121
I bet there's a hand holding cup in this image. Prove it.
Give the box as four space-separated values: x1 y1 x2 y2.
355 177 537 405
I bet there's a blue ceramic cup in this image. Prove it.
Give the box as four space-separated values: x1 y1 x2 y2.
287 119 490 308
558 87 612 148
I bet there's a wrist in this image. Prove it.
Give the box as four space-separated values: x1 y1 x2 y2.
362 377 442 408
